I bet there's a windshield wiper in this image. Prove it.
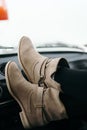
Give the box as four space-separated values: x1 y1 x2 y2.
37 42 85 50
0 46 17 54
36 42 87 53
0 46 14 49
36 42 68 48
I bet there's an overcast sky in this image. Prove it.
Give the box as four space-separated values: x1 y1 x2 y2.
0 0 87 46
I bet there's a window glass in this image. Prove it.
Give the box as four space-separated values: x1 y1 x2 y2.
0 0 87 48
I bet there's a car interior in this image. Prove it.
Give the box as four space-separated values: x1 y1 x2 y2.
0 50 87 130
1 0 87 130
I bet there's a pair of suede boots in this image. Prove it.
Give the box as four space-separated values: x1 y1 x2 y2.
5 36 69 129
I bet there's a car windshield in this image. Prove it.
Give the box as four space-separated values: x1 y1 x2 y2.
0 0 87 51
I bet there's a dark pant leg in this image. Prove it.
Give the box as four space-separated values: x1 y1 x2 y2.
54 67 87 118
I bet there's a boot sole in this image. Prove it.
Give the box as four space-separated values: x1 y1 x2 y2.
5 61 30 129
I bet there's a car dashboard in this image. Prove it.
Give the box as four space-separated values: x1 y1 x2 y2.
0 50 87 130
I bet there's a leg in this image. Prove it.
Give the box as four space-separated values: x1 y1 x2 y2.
5 61 68 129
6 36 87 129
54 67 87 118
18 36 87 119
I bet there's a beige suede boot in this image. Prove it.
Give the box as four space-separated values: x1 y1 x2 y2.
18 36 69 87
5 61 68 129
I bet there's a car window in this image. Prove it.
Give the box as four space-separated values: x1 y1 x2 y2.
0 0 87 49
